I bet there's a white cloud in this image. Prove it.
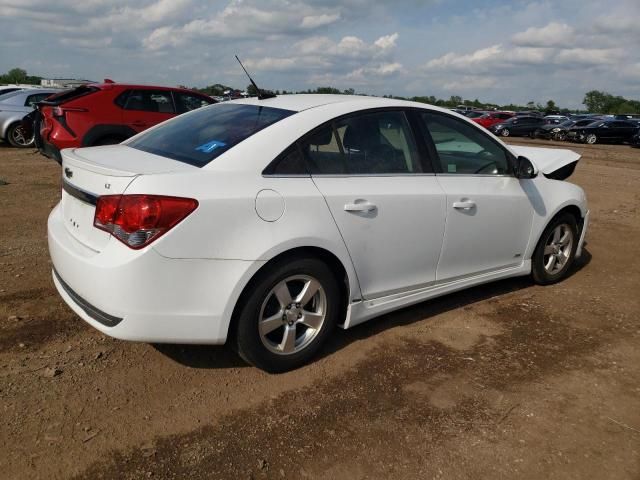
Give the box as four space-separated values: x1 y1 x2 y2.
512 22 575 48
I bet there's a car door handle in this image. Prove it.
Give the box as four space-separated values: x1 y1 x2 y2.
344 201 377 212
452 201 476 210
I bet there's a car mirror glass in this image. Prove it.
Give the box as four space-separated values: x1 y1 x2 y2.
516 156 537 179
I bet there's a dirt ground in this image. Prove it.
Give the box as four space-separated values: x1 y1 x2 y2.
0 138 639 480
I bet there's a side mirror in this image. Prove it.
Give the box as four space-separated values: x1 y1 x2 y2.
516 156 537 179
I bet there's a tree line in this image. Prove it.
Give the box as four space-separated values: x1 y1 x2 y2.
2 67 639 114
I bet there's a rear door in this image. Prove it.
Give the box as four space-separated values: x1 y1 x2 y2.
120 89 176 133
418 111 533 281
306 109 446 300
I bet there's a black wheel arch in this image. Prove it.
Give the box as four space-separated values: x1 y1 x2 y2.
81 124 137 147
227 246 350 343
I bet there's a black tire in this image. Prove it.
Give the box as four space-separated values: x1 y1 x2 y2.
531 212 579 285
233 256 340 372
6 122 34 148
92 136 125 146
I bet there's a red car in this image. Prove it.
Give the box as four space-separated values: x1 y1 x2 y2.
472 111 515 129
36 80 215 163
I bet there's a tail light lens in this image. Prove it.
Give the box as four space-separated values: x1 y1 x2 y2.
94 194 198 249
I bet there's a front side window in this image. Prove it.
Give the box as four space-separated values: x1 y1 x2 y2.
420 112 511 175
301 110 422 175
124 89 175 113
128 103 295 167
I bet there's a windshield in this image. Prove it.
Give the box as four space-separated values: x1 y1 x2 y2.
128 103 295 167
465 111 484 118
557 120 574 128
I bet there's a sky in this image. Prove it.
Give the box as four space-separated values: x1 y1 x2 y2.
1 0 638 108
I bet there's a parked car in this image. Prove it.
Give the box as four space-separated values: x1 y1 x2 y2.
462 110 486 119
630 132 640 148
543 115 570 124
0 88 62 147
566 119 639 144
534 119 598 140
489 116 546 137
49 95 589 372
36 81 215 163
515 110 543 117
472 111 515 129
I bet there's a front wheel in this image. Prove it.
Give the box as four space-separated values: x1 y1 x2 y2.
585 134 597 144
500 128 510 137
233 257 340 372
6 123 34 148
531 213 579 285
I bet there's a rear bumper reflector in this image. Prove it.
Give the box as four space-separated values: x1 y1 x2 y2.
53 269 123 327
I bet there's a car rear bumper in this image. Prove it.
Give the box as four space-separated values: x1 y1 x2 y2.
38 139 62 164
48 203 261 344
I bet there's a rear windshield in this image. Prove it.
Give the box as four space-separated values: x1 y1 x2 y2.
127 103 295 167
41 85 98 105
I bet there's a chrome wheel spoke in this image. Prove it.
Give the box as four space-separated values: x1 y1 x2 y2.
552 227 561 243
295 278 321 307
545 254 556 271
260 311 284 335
559 229 570 246
300 310 324 330
259 274 327 356
279 325 297 353
273 281 292 308
544 245 555 255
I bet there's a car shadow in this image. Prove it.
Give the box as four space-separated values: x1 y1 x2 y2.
154 248 591 371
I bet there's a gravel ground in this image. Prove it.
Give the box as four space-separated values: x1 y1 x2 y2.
0 138 639 480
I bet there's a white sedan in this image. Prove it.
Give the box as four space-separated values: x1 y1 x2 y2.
48 95 589 372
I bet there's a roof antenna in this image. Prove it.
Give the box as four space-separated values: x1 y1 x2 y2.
235 55 276 100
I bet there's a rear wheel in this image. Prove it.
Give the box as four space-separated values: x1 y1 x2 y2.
6 123 34 148
233 257 340 372
531 213 579 285
500 128 510 137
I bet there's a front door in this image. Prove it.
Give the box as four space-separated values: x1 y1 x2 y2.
303 110 447 299
418 111 534 281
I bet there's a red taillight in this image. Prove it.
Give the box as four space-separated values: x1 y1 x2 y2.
93 195 198 249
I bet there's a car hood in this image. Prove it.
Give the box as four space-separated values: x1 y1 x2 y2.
509 145 580 178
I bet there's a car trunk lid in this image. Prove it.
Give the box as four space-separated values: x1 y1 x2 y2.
60 145 195 251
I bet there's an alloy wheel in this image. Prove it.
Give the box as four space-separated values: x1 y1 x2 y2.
585 134 597 144
543 223 574 275
9 125 34 147
258 275 327 355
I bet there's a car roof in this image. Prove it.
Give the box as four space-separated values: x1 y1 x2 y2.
228 94 424 113
92 83 209 94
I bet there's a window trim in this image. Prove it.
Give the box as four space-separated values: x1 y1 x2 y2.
416 109 518 177
262 107 435 177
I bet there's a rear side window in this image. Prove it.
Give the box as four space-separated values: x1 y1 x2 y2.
25 93 52 107
175 92 213 113
124 89 175 113
128 103 295 167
